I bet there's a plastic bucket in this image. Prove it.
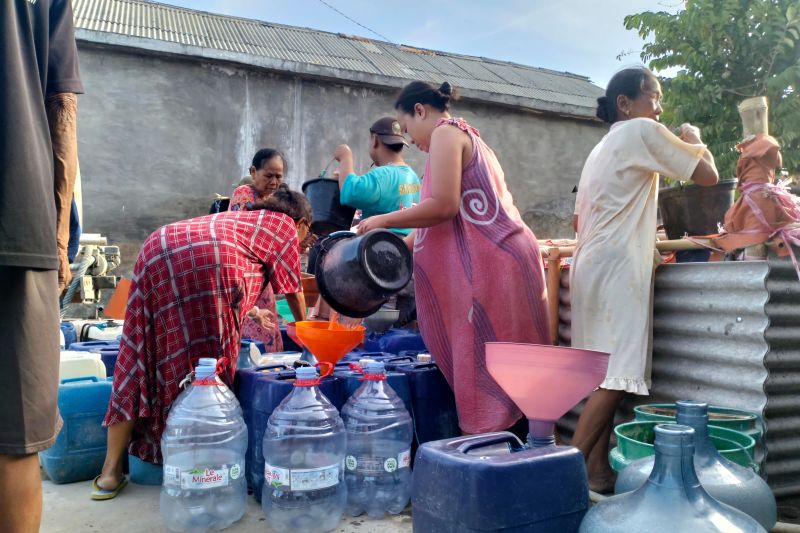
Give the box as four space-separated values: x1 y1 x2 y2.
634 403 762 443
610 421 755 472
658 180 737 239
313 230 413 318
301 177 355 235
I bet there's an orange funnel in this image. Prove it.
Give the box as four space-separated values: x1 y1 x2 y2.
294 321 364 366
486 342 609 446
285 322 304 349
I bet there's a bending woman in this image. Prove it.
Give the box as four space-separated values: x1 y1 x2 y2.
357 81 551 434
570 67 718 492
93 186 311 499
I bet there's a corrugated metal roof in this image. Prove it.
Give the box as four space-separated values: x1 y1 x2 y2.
71 0 603 118
555 256 800 498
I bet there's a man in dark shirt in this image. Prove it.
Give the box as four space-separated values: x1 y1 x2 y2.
0 1 83 531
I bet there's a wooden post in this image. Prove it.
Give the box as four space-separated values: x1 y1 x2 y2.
545 247 562 346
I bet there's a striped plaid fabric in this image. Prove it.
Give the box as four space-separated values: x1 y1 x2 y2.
103 210 300 463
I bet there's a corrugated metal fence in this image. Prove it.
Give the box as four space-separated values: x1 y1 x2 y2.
556 255 800 498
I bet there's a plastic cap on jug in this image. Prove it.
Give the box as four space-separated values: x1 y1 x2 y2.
675 400 708 427
195 358 217 379
364 361 386 375
417 353 431 363
296 366 318 380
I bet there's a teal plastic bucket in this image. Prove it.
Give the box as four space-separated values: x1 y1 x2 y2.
610 421 755 473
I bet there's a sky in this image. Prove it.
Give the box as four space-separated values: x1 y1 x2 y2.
164 0 681 88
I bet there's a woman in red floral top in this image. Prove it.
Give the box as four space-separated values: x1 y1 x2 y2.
92 186 312 499
230 149 289 352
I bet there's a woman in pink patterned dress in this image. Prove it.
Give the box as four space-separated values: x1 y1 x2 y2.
93 188 311 499
230 148 287 351
357 81 551 434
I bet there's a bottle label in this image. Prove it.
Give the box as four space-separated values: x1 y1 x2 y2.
264 462 340 491
345 450 411 474
163 463 241 490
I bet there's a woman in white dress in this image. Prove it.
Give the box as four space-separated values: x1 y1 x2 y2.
570 67 719 492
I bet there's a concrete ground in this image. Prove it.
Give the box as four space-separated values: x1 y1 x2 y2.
41 480 413 533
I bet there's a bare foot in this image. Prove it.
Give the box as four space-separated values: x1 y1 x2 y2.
588 471 617 495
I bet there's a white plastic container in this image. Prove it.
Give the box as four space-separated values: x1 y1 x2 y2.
59 350 106 381
84 320 124 341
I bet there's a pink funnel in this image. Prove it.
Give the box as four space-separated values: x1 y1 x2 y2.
486 343 609 447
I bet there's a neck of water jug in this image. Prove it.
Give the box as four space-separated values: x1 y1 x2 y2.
648 435 702 493
527 419 556 448
676 412 715 458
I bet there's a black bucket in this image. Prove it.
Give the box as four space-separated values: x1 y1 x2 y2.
313 230 413 318
301 178 356 236
658 179 737 239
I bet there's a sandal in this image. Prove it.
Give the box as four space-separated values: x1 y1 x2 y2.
91 474 129 500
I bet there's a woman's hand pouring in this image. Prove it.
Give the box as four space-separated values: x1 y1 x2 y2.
356 214 389 235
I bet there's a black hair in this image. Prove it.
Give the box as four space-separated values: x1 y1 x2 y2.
596 67 658 124
252 184 312 223
383 142 404 153
394 81 459 114
251 148 287 173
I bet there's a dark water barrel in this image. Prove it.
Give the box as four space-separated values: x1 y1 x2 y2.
658 179 737 239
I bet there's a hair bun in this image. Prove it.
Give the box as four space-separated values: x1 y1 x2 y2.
439 82 453 96
596 96 611 123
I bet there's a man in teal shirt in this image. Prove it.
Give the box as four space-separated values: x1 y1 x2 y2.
333 117 421 235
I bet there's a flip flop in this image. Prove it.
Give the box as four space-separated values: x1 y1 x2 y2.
91 475 129 500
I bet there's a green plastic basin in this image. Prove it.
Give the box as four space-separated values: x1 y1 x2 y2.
610 421 756 473
634 403 762 442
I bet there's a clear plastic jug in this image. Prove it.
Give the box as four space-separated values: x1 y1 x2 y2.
160 358 247 532
262 366 346 533
341 361 413 518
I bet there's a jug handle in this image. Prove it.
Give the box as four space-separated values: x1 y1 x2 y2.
60 376 100 384
455 432 523 454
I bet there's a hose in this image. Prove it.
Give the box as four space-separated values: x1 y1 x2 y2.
59 251 96 318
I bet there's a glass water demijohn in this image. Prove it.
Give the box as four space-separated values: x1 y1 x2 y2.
160 357 248 532
579 424 766 533
615 400 776 530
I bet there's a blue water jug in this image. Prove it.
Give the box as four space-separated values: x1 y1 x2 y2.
160 358 248 532
40 376 112 484
233 363 289 489
249 369 342 502
69 340 120 352
615 400 776 530
413 432 589 532
341 362 413 518
92 347 119 377
581 424 766 533
262 366 347 533
389 358 460 446
363 328 426 354
60 321 78 349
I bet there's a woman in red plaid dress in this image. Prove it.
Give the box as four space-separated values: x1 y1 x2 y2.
93 187 312 498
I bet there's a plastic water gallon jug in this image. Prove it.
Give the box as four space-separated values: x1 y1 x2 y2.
363 328 426 354
615 401 776 530
160 358 247 532
84 319 124 341
412 432 589 532
237 339 264 370
60 321 77 349
40 376 112 483
341 361 413 518
333 362 412 415
59 350 106 381
69 340 120 352
580 424 766 533
232 363 288 489
92 347 119 377
262 366 347 533
250 369 342 502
